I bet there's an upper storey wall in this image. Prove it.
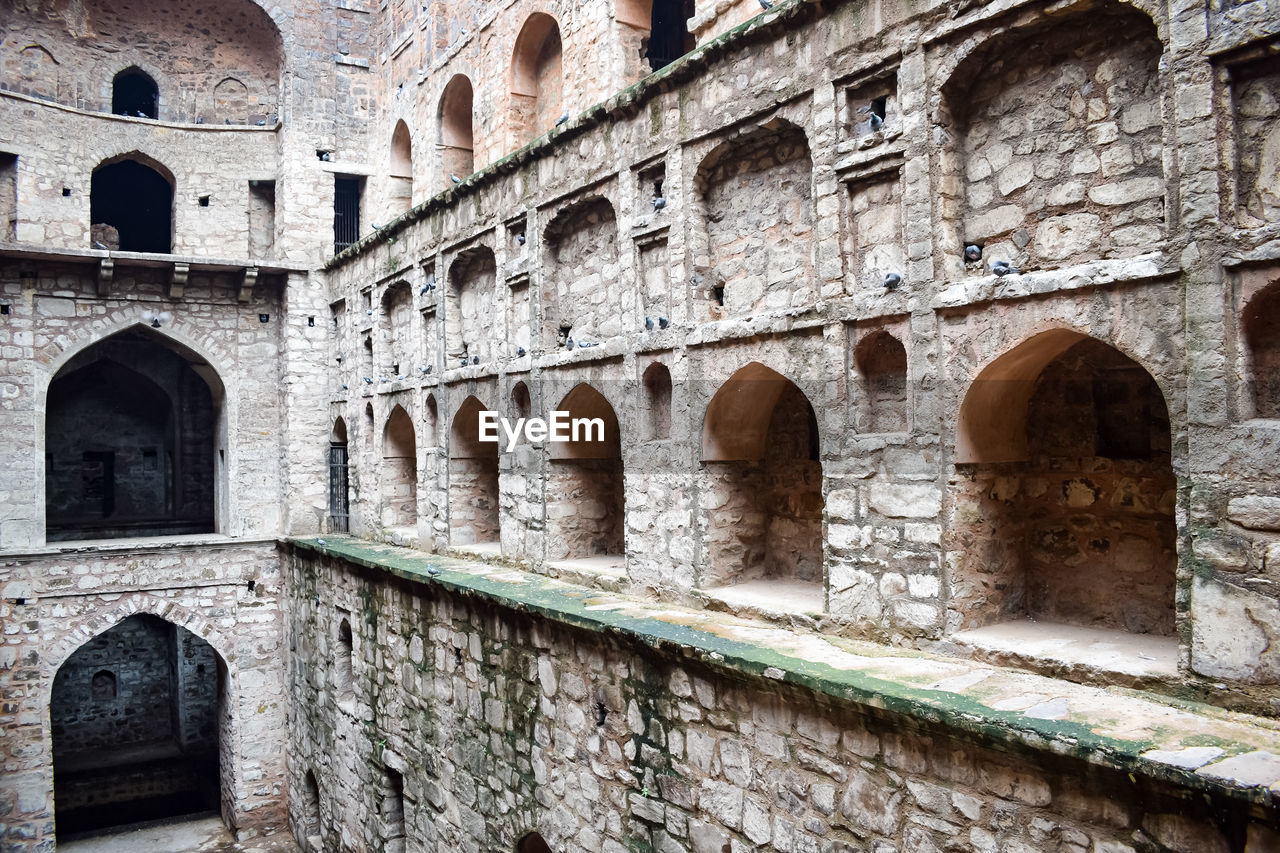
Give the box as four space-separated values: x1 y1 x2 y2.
0 0 283 123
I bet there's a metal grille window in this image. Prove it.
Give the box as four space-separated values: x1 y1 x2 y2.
328 442 349 533
333 176 361 252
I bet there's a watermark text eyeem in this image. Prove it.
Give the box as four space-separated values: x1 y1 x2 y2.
477 411 605 452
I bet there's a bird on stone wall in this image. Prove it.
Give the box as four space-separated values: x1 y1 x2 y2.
371 222 384 231
758 0 774 9
578 340 599 348
256 119 267 126
964 244 982 262
991 260 1019 277
565 338 576 350
516 233 527 245
458 355 470 366
451 174 463 185
658 316 669 329
645 316 655 330
472 355 480 365
556 112 570 127
652 197 666 210
364 377 374 384
517 347 527 357
92 240 108 250
884 272 902 290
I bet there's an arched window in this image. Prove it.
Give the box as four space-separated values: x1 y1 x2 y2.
329 418 350 533
390 120 413 215
301 771 322 845
439 75 475 186
510 14 563 146
90 155 174 253
335 616 354 702
46 327 223 541
213 77 250 123
512 382 531 421
112 67 158 118
425 394 439 447
642 362 671 440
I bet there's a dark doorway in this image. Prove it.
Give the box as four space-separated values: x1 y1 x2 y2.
52 615 223 838
90 159 173 253
45 329 219 541
112 67 158 118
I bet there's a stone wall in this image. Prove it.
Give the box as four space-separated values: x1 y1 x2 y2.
0 539 288 849
286 547 1279 853
542 197 622 346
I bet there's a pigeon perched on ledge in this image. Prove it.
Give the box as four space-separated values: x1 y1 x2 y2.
991 260 1020 277
884 272 902 290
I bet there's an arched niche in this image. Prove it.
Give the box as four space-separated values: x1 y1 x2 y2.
449 395 500 546
510 13 563 145
112 66 158 118
546 384 624 564
381 405 417 529
699 362 823 593
439 74 475 185
541 197 620 347
949 330 1175 636
329 417 350 533
390 119 413 215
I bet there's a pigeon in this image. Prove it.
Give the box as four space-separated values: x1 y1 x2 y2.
991 260 1019 277
472 355 480 365
419 366 430 374
224 117 231 124
136 110 147 118
317 539 326 546
555 112 570 126
320 151 332 162
516 233 526 245
658 316 669 329
884 272 902 289
517 347 527 357
759 0 774 8
196 117 205 124
92 240 108 250
427 566 440 577
578 340 599 348
645 316 654 330
652 197 666 210
341 383 348 390
336 355 345 363
566 338 576 350
370 222 383 231
255 118 266 126
964 244 982 262
425 365 433 374
363 377 374 384
366 309 373 315
450 174 462 184
459 355 470 366
379 376 390 383
868 112 883 131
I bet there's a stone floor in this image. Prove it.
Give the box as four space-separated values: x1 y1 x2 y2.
953 618 1180 679
59 815 300 853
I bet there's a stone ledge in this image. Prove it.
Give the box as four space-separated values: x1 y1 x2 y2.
284 535 1280 809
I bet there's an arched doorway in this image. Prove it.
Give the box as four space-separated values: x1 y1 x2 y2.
439 74 474 186
389 120 413 216
951 330 1176 639
51 615 226 837
700 362 823 609
546 384 624 570
329 418 350 533
45 327 223 542
510 13 563 145
90 155 173 252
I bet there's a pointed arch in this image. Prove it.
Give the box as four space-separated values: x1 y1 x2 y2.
546 383 624 563
112 66 157 118
381 405 417 528
390 120 413 214
449 396 500 546
510 13 563 145
439 74 475 185
949 330 1175 636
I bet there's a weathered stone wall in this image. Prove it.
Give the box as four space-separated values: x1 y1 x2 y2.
1232 56 1280 227
0 540 288 849
542 197 622 346
286 548 1279 853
